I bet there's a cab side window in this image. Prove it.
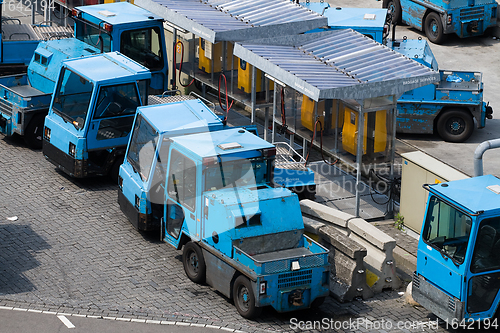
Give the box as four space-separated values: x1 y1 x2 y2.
471 217 500 273
167 149 196 211
93 83 140 141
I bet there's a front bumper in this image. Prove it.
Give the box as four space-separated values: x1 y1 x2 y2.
43 139 87 178
412 272 464 322
118 189 159 231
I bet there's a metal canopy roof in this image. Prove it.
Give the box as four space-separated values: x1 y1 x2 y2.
134 0 328 43
233 30 440 101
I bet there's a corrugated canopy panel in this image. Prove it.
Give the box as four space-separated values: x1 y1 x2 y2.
233 30 440 101
134 0 327 43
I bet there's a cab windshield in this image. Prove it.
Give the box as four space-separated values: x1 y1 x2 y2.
52 68 94 130
204 156 272 192
121 27 164 71
422 196 472 264
126 115 159 181
75 20 111 52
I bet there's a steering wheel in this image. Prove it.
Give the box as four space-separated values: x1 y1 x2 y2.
103 102 123 116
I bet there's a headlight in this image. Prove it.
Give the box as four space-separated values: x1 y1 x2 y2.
69 142 76 157
259 281 267 295
44 127 51 141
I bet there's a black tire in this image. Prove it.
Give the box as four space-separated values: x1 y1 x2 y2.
311 296 326 308
182 242 206 284
486 105 493 119
384 0 401 24
109 157 123 184
425 12 445 44
24 114 45 149
436 109 474 143
232 275 261 319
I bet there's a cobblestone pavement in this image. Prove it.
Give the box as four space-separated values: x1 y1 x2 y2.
0 135 456 333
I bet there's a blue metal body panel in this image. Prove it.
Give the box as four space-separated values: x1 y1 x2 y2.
425 175 500 215
0 39 99 138
274 167 316 188
400 0 498 37
300 1 387 41
139 100 224 134
389 38 438 70
308 5 388 42
201 186 301 257
77 2 164 26
43 52 151 177
173 128 274 158
1 39 40 66
397 69 486 134
62 51 150 86
119 100 225 225
75 2 168 91
416 175 500 321
0 2 170 142
30 39 100 94
155 127 329 313
44 115 87 160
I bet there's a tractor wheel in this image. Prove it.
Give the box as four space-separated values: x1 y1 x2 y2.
385 0 401 24
109 157 123 184
233 275 261 319
24 114 45 149
182 242 206 284
425 12 445 44
436 109 474 143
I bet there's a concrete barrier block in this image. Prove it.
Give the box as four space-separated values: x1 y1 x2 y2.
348 218 396 252
393 246 417 274
319 225 373 302
328 249 373 302
319 225 365 260
350 232 402 293
300 200 351 228
302 216 325 235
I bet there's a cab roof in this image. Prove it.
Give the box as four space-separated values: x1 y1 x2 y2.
325 7 387 29
76 2 163 26
427 175 500 215
63 52 150 84
172 128 273 159
304 4 387 30
139 100 223 134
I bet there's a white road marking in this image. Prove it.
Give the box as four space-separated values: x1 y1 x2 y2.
57 315 75 329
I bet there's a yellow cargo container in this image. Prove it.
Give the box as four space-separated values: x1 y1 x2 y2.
342 106 387 156
237 58 273 93
300 95 344 132
198 38 235 73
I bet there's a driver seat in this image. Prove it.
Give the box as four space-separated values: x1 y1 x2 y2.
472 225 497 271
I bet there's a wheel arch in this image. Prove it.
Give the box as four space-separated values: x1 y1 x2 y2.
229 271 243 300
433 106 474 131
176 233 191 251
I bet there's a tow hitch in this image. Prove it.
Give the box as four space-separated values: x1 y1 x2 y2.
289 290 304 307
